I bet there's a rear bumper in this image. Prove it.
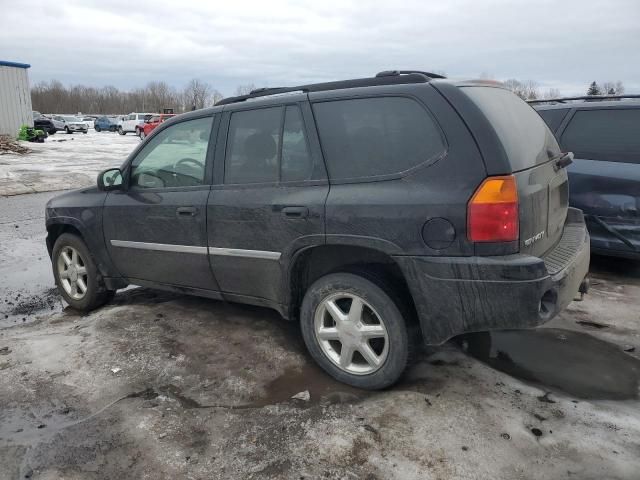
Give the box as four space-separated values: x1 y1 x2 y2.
395 208 590 345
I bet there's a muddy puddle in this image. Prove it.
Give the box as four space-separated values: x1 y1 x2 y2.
154 363 368 411
459 328 640 400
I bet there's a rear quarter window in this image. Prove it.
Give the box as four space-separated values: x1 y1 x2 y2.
560 109 640 164
462 87 561 171
312 97 445 180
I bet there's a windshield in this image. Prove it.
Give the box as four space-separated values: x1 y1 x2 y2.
62 116 79 122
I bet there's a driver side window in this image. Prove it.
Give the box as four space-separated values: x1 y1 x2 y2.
130 116 213 189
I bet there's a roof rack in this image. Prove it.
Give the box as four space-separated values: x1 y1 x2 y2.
217 70 445 106
528 94 640 104
375 70 446 79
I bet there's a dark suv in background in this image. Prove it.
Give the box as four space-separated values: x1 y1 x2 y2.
533 96 640 259
45 71 589 389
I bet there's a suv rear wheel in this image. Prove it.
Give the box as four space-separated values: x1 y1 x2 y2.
118 126 125 135
300 272 409 389
52 233 114 311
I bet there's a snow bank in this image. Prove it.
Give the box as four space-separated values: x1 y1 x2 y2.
0 130 139 196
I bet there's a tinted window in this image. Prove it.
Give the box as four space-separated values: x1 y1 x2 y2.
130 116 212 188
537 108 569 133
561 109 640 164
313 97 444 180
281 106 313 182
462 87 561 171
225 107 281 184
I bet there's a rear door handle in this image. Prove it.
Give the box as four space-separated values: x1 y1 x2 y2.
176 206 198 217
282 206 309 219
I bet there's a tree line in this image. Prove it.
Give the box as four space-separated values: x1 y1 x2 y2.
31 77 628 115
31 79 225 115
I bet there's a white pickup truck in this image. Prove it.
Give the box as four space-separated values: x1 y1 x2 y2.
117 113 153 135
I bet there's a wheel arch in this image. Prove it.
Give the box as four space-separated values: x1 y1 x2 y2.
46 217 124 288
46 219 86 257
285 244 419 330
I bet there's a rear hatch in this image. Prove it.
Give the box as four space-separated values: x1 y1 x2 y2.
460 86 569 257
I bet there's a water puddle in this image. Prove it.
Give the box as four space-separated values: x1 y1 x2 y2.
155 363 367 411
258 363 367 407
459 328 640 400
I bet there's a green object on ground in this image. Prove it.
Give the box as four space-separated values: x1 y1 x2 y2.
17 125 47 142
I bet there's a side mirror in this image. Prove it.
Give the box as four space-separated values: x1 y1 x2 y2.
97 168 123 191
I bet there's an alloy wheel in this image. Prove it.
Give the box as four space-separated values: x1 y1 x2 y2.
314 292 389 375
57 246 89 300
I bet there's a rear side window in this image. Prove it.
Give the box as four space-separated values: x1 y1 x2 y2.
312 97 445 180
462 87 561 171
560 109 640 164
537 108 569 133
224 105 315 184
225 107 281 184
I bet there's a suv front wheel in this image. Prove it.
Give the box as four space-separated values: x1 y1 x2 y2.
52 233 114 311
300 272 409 389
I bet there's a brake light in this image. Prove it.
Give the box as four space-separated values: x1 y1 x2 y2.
467 175 519 242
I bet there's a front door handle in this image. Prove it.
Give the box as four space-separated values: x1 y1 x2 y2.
282 206 309 219
176 206 198 217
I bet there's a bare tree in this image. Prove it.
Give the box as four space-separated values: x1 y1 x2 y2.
503 79 540 100
183 79 212 110
234 83 256 96
212 90 224 105
542 88 561 99
602 81 625 95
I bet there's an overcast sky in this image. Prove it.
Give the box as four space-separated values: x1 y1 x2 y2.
1 0 638 96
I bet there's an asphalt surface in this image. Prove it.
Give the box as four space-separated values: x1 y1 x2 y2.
1 191 640 479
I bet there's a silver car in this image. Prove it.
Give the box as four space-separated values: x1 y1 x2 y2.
53 115 88 134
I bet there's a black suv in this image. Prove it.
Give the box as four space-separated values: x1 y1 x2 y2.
533 96 640 259
45 71 590 389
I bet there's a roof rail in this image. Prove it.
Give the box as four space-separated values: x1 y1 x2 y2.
528 94 640 104
375 70 446 79
217 70 439 106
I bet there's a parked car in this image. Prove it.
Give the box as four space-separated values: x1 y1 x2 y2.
94 116 119 132
52 115 88 134
45 71 589 389
139 113 176 139
81 116 96 129
32 111 56 134
533 96 640 259
117 112 153 135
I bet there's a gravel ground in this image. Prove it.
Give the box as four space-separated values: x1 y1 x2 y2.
1 192 639 480
0 130 139 196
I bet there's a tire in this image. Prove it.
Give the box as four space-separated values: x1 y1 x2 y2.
52 233 115 311
118 127 125 135
82 130 87 134
300 272 410 389
48 128 56 135
140 130 146 141
95 126 101 132
64 126 71 134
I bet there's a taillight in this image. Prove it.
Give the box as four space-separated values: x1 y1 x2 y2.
467 175 519 242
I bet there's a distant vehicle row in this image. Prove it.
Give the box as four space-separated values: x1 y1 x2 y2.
32 112 88 134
